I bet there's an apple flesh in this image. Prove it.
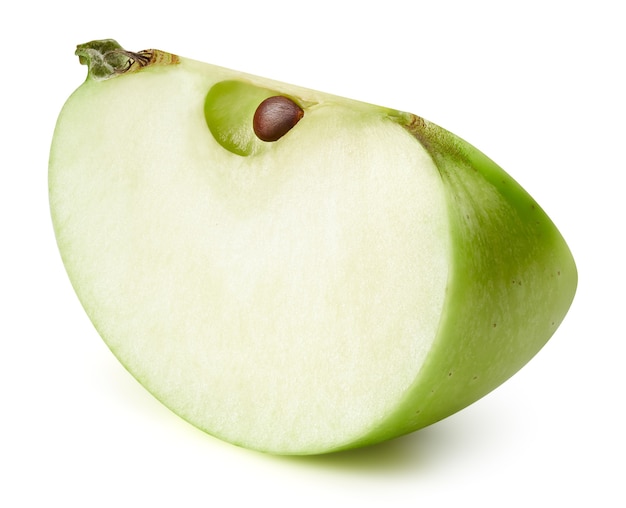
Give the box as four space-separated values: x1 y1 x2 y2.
49 40 577 455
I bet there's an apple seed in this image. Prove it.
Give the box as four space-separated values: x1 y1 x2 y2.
253 96 304 142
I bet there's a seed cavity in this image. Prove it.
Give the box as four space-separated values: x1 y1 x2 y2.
253 96 304 142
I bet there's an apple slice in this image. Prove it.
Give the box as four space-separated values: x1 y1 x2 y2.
49 40 577 455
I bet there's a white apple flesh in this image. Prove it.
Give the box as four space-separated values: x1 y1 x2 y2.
49 40 577 455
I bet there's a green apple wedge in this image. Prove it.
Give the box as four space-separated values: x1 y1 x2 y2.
49 39 577 455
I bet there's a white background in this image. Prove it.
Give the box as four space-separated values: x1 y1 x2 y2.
2 1 624 506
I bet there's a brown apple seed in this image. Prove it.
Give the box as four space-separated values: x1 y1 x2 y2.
253 96 304 142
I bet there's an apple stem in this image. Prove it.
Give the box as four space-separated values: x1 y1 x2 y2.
75 39 179 81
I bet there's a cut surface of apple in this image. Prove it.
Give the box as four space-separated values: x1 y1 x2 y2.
49 40 577 455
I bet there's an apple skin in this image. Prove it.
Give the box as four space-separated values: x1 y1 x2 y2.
49 40 577 454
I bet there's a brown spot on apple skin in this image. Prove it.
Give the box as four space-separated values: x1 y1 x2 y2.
253 96 304 142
